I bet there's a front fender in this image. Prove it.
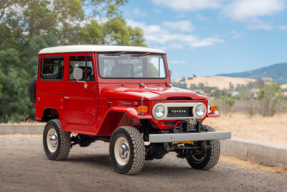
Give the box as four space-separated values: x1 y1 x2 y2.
206 111 220 118
108 106 152 119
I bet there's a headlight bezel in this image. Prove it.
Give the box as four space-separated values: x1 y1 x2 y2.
154 105 165 118
195 104 206 117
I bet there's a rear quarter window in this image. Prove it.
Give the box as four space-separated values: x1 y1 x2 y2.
41 56 64 80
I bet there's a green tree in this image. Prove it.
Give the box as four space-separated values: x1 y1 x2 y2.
229 82 234 91
0 0 138 50
0 35 59 122
198 83 204 89
172 81 187 89
257 83 282 117
78 17 146 46
0 68 2 96
0 49 32 122
217 94 235 116
255 78 265 89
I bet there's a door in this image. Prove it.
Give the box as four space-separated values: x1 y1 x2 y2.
64 54 97 125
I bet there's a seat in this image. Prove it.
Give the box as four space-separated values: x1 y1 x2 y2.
86 67 94 81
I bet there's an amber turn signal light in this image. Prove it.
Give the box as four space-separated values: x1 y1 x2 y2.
210 105 217 111
138 106 148 113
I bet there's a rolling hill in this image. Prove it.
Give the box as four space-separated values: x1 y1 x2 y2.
217 63 287 84
173 76 255 90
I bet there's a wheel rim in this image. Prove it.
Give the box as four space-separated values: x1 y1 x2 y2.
114 137 130 166
47 128 58 153
192 151 207 162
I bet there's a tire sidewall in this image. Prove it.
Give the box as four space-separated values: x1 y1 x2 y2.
110 129 135 174
187 125 220 169
43 121 62 160
187 141 213 169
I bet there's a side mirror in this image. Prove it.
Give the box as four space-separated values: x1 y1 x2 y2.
169 70 172 79
73 68 83 81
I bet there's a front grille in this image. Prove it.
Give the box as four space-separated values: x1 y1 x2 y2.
167 107 192 118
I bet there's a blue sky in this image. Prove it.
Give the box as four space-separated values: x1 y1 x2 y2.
120 0 287 80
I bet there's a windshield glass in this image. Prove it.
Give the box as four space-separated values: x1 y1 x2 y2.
98 53 166 79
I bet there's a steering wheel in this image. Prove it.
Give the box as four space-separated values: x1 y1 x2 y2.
134 70 151 77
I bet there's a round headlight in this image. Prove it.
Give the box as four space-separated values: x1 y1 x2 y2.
196 104 206 117
154 105 165 118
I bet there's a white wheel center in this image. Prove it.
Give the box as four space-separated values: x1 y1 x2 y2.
114 137 130 166
47 128 58 153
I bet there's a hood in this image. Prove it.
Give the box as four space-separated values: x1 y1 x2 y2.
106 86 206 100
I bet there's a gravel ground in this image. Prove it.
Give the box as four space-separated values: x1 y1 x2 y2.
0 136 287 192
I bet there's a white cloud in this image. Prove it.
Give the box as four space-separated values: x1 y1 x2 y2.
127 19 223 49
169 60 187 64
132 8 148 17
152 0 222 11
230 30 244 38
163 20 195 32
223 0 286 22
278 25 287 30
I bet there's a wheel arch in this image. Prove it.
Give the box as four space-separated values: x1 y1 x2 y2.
40 108 60 122
97 107 151 137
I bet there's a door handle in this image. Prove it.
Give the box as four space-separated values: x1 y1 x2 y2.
64 96 70 99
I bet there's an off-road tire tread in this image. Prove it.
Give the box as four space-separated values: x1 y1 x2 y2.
43 119 71 160
28 75 37 106
110 126 145 175
202 125 220 170
187 125 220 170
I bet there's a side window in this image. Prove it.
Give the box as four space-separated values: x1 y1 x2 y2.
69 56 94 81
41 57 64 80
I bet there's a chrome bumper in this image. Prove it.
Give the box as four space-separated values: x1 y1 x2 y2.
149 131 231 143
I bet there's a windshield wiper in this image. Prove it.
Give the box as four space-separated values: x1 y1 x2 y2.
132 52 150 57
105 51 126 56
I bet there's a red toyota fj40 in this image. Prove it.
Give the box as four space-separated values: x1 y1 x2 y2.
28 45 231 174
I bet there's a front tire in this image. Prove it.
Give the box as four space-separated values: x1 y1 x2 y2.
109 126 145 174
43 119 71 160
186 125 220 170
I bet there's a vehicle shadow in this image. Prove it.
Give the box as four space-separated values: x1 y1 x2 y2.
65 154 111 167
63 153 226 177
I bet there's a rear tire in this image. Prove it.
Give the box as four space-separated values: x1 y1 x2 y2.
186 125 220 170
43 119 71 160
109 126 145 174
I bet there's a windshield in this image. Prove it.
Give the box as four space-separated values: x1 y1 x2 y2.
98 53 167 79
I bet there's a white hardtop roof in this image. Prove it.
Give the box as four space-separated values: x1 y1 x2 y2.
38 45 165 54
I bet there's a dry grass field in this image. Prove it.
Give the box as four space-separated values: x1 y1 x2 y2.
174 76 256 90
205 113 287 146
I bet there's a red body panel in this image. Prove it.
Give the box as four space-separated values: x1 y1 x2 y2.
36 52 218 137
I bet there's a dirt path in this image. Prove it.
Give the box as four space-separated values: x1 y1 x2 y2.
0 136 286 192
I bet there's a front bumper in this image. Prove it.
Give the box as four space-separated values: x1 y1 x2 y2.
149 131 231 143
